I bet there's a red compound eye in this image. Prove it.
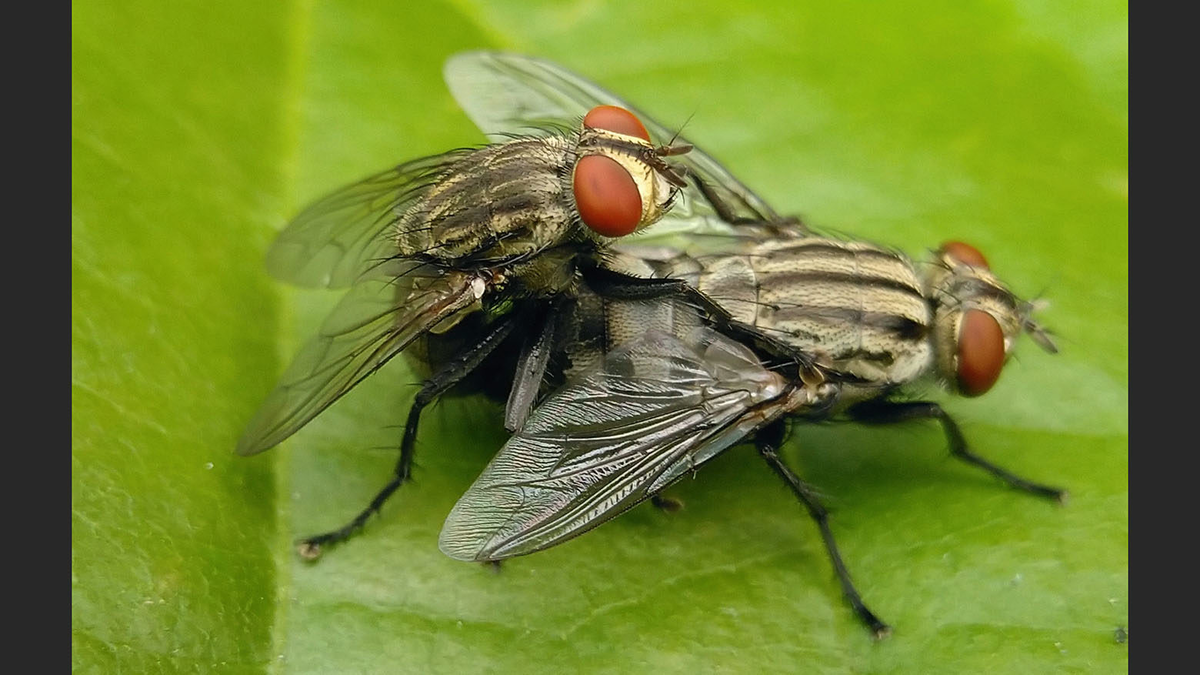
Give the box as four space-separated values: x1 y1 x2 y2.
573 155 643 237
956 309 1005 396
941 241 990 269
583 105 651 141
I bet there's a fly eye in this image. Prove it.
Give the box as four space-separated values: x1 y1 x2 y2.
573 155 643 237
956 309 1005 396
940 241 990 269
583 105 651 141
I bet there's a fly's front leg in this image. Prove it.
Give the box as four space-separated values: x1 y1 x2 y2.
297 312 522 560
690 175 808 235
848 400 1067 503
756 422 891 639
580 264 731 319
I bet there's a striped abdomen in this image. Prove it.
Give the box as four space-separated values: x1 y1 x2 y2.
692 238 934 390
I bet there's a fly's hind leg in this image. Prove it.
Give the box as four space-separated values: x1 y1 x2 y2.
848 400 1067 503
756 421 891 639
296 313 522 560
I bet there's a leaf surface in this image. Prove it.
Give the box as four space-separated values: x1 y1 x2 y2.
73 1 1128 672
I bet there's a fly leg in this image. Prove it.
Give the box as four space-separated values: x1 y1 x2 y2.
581 265 819 373
690 174 809 235
848 400 1067 502
580 263 732 319
756 421 891 639
296 313 522 560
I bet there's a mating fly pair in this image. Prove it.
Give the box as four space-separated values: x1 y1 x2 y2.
238 52 1065 638
235 56 773 554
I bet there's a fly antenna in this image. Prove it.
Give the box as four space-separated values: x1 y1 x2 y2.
655 112 695 159
667 111 696 147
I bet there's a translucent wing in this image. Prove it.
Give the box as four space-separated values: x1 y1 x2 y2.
444 51 797 238
236 264 486 455
438 327 797 562
266 151 472 288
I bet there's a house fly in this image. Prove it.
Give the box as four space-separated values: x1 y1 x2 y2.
440 234 1063 638
438 52 1065 638
236 81 707 557
443 51 808 242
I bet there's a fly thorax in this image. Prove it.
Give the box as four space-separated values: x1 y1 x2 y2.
506 245 583 298
924 243 1026 397
395 137 575 263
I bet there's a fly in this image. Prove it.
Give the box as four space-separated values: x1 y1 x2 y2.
441 234 1063 639
438 52 1065 638
443 51 808 241
236 71 699 558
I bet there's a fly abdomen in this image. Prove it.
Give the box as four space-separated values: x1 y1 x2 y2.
770 305 927 343
694 238 935 388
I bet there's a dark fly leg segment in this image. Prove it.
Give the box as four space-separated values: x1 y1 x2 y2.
690 174 808 234
755 422 891 639
581 262 722 306
848 400 1067 503
297 311 524 559
580 263 733 322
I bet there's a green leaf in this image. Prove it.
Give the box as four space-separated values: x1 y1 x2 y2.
73 0 1127 673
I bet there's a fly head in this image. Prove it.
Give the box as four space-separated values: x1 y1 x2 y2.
571 106 689 239
925 241 1056 397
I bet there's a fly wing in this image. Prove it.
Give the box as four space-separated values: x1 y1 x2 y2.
444 51 796 236
438 326 795 562
236 265 485 456
266 151 472 288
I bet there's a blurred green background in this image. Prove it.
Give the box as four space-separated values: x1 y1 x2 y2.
72 0 1127 673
